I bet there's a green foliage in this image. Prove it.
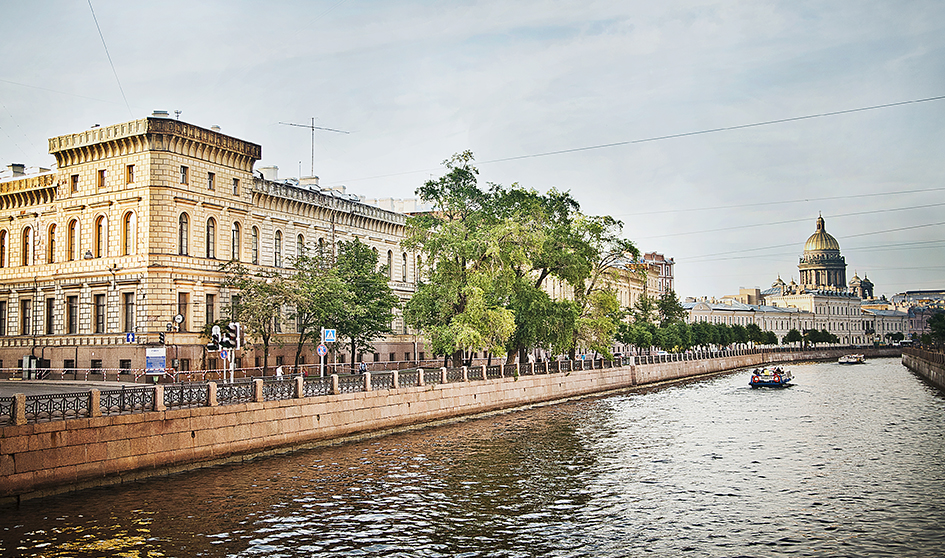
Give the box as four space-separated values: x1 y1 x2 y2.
286 253 349 369
783 328 803 345
632 294 657 325
764 331 778 345
928 313 945 346
576 289 621 358
657 290 686 327
221 261 290 376
746 323 764 344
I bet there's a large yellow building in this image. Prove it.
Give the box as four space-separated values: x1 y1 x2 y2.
0 115 419 375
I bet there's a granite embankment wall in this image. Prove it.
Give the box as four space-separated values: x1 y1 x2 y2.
0 347 898 502
902 349 945 391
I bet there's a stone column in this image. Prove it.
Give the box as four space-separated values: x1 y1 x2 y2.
89 389 102 418
253 378 264 402
295 376 304 398
392 370 399 389
363 372 372 392
13 393 26 426
154 385 166 411
440 367 447 384
331 374 340 395
207 382 218 406
462 366 468 382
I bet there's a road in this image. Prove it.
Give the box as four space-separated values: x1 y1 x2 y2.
0 380 143 397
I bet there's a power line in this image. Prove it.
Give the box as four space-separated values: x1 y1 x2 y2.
87 0 134 119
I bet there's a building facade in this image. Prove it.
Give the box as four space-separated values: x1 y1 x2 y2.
0 116 421 374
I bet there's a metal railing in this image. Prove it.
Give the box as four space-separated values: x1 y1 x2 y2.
25 391 90 423
100 386 154 416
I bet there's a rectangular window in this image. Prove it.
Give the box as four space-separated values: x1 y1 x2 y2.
91 359 102 370
206 294 215 325
119 359 131 370
405 352 411 361
45 297 54 335
67 296 78 334
207 172 215 190
71 174 79 193
180 166 189 184
178 292 188 331
232 178 239 196
275 356 284 366
0 301 6 335
97 169 106 189
94 294 105 333
20 299 31 335
126 164 134 184
179 359 190 372
208 357 218 371
64 359 75 371
389 353 396 362
123 292 135 332
231 295 241 319
373 353 380 362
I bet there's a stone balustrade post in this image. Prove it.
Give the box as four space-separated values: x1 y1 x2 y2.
441 367 447 384
295 376 304 398
418 368 424 386
207 382 218 407
154 385 165 411
392 370 399 389
481 365 487 380
364 372 372 392
253 379 264 402
89 389 102 418
331 374 340 395
516 363 520 376
462 366 468 381
13 393 26 426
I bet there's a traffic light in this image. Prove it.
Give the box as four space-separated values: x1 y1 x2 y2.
206 325 221 352
221 322 240 349
159 332 166 345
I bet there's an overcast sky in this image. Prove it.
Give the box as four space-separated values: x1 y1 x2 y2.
1 1 943 299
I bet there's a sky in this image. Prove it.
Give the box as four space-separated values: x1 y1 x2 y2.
1 0 943 299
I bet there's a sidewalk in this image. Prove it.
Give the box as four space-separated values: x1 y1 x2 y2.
0 379 143 398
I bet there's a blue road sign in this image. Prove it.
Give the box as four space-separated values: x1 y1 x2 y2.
126 332 135 343
220 349 229 360
324 329 337 343
317 343 328 357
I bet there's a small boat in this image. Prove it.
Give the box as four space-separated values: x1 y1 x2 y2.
838 354 866 364
749 366 792 388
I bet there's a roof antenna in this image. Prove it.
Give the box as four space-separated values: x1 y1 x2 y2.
174 110 182 120
279 118 349 176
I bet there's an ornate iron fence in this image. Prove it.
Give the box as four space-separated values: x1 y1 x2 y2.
467 366 484 381
0 397 13 426
164 383 209 409
24 392 90 423
446 367 464 382
485 365 502 379
217 382 255 404
422 369 442 385
371 372 394 390
303 376 333 397
399 369 419 387
337 374 363 394
263 379 296 401
100 386 154 416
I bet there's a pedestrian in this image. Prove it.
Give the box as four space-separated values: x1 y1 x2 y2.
275 365 283 377
359 361 367 374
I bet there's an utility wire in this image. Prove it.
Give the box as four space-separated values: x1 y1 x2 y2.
87 0 134 119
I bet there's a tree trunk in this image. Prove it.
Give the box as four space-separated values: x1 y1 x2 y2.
451 349 464 369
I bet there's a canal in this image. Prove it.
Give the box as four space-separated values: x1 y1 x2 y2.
2 357 943 557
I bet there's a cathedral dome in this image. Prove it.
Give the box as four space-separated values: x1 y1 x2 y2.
804 215 840 252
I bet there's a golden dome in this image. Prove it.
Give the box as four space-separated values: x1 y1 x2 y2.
804 215 840 252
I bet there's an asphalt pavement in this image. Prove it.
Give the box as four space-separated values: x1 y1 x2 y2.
0 379 145 397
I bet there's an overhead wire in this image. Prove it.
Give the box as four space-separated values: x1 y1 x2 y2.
87 0 134 119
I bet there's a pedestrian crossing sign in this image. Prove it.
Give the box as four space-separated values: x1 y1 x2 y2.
323 328 337 343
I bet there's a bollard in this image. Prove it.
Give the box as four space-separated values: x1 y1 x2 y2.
207 382 218 406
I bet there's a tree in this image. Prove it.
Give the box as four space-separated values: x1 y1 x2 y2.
632 294 657 325
764 331 778 345
222 262 289 376
784 328 803 346
746 323 765 345
657 290 686 327
286 253 349 370
731 324 749 348
334 239 400 372
929 312 945 346
575 289 622 358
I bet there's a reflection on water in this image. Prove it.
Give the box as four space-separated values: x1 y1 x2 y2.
2 358 944 557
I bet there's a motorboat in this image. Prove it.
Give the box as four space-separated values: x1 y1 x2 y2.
749 366 792 388
838 354 866 364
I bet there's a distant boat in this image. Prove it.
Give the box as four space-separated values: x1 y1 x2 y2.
838 354 866 364
749 366 793 388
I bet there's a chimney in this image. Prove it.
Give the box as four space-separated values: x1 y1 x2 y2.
258 166 279 181
210 125 221 132
7 163 25 177
151 110 170 118
299 175 319 187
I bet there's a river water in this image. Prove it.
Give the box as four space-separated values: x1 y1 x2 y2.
2 357 943 557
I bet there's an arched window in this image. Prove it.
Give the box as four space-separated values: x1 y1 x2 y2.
274 230 283 267
179 213 189 255
318 237 325 258
402 252 408 282
206 217 216 259
0 230 7 267
47 224 56 264
231 222 241 261
93 216 106 258
387 250 393 280
22 226 34 266
297 234 304 261
251 227 259 264
122 212 135 255
67 219 78 261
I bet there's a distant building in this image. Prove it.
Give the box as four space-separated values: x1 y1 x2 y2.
642 252 674 295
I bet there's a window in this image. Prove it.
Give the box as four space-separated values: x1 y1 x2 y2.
47 224 56 264
126 164 134 185
206 293 215 325
231 295 241 319
251 227 259 264
122 212 135 255
67 296 78 334
64 359 74 371
274 230 282 267
0 230 6 268
68 220 78 260
179 213 189 255
180 166 189 184
232 178 240 196
120 359 131 370
94 216 106 258
21 226 33 266
297 234 304 260
206 217 216 259
231 222 241 261
94 294 105 333
178 292 189 332
387 250 393 279
20 299 31 335
71 174 79 193
123 292 135 332
207 172 215 191
0 301 6 335
97 169 106 189
402 252 407 282
45 298 54 335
